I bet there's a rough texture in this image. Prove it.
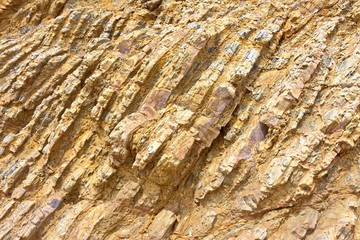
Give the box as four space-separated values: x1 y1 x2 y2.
0 0 359 239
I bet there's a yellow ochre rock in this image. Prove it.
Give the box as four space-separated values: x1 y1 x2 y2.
0 0 359 239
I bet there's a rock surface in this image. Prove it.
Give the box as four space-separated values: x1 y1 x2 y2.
0 0 359 239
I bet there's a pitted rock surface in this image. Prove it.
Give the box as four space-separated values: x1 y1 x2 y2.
0 0 359 239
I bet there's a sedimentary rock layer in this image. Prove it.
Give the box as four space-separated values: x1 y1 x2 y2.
0 0 359 239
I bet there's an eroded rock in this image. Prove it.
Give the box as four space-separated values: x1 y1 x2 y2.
0 0 359 239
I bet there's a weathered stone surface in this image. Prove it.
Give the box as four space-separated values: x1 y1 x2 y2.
0 0 359 239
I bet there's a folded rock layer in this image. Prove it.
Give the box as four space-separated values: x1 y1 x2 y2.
0 0 359 239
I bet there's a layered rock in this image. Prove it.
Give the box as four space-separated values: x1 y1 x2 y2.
0 0 359 239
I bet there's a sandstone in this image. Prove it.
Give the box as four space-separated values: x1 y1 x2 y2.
147 209 176 239
0 0 359 239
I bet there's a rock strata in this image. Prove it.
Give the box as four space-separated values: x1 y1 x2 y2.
0 0 359 239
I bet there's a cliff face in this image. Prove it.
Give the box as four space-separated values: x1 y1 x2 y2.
0 0 359 239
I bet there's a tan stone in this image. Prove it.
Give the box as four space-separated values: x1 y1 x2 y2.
0 0 359 239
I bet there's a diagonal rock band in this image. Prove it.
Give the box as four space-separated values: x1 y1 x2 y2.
0 0 359 239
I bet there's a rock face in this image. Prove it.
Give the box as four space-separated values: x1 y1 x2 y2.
0 0 359 239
